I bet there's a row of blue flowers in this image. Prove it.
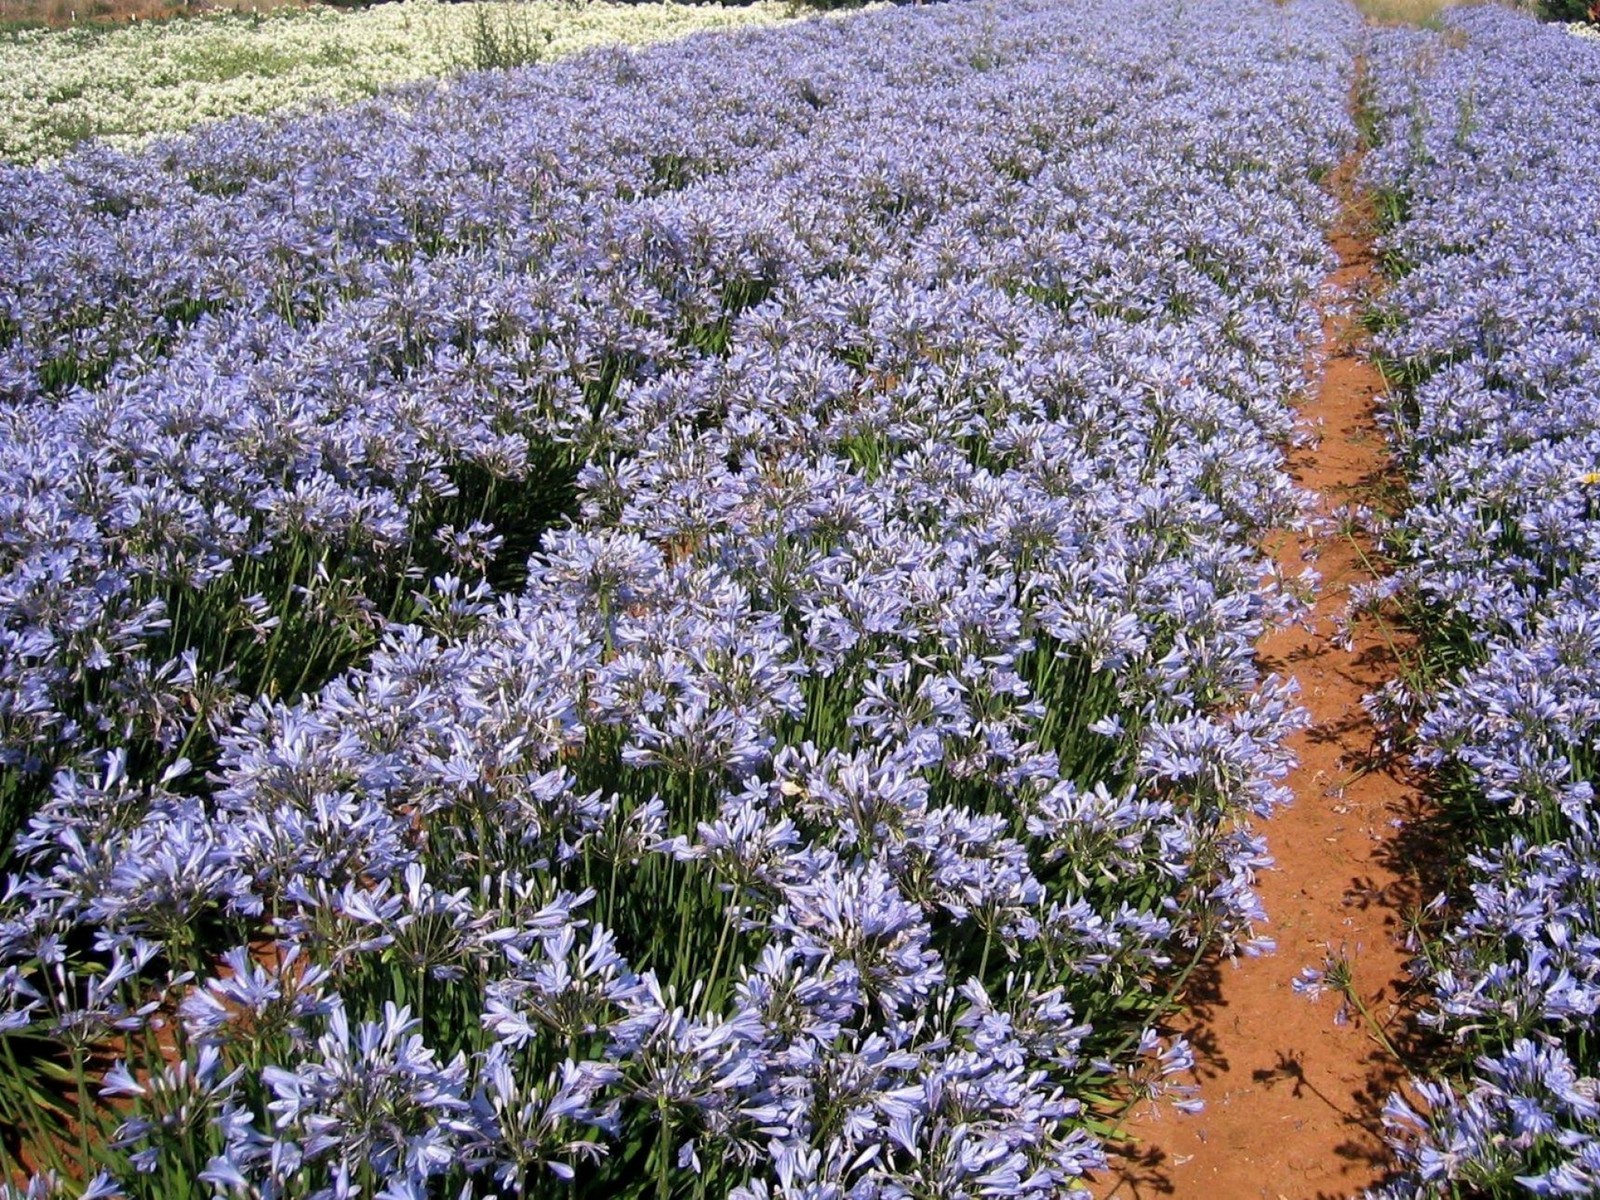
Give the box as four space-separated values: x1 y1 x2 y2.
1363 9 1600 1197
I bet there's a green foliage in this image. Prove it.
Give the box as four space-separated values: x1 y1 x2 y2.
1538 0 1593 21
966 1 999 70
174 38 296 80
462 1 555 72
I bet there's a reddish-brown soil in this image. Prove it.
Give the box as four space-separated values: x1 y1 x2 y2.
0 0 308 31
1089 156 1432 1199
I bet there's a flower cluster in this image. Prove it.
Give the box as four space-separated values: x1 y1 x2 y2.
0 0 1357 1195
1362 10 1600 1196
0 0 796 164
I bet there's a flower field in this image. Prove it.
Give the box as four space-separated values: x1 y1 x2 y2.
1362 10 1600 1196
0 0 1366 1193
0 0 795 163
4 0 1600 1195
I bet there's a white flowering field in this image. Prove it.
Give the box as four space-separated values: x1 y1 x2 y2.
2 0 1599 1197
1 0 795 162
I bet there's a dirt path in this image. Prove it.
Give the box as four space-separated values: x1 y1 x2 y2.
1088 154 1430 1199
